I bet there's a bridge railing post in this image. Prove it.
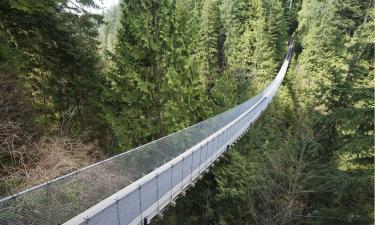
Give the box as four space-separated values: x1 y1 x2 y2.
138 185 142 225
170 163 174 203
181 157 184 193
156 172 160 214
220 132 224 153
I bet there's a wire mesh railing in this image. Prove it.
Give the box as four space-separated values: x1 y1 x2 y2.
0 47 292 225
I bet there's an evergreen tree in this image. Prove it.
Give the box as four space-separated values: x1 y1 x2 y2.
224 0 288 93
298 0 374 223
104 0 208 150
0 0 104 133
196 0 224 79
98 5 121 53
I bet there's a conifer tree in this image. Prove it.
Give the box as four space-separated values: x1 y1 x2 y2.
104 0 208 149
298 0 374 222
98 5 121 53
0 0 103 132
194 0 224 88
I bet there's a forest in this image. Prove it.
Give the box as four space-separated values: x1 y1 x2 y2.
0 0 373 224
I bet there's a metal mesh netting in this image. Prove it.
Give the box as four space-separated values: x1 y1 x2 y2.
0 91 265 225
0 47 292 225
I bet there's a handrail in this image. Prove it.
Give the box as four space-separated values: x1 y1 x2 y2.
0 46 293 225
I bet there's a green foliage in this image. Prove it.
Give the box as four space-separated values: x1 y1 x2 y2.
195 0 224 77
0 0 104 134
1 0 372 223
102 0 209 150
152 0 373 224
297 0 374 223
98 5 121 52
100 0 289 151
223 0 288 93
0 0 113 195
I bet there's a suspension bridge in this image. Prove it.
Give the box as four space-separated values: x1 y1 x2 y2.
0 46 293 225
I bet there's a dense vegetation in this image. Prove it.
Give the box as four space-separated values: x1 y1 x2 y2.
0 0 373 224
0 0 106 193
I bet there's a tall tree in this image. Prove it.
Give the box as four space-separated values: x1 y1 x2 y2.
104 0 208 150
98 5 121 53
298 0 374 222
0 0 103 133
195 0 224 79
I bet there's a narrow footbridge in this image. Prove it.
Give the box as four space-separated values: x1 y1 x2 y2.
0 46 293 225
